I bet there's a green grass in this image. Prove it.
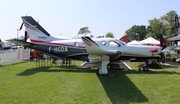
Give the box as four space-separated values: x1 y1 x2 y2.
0 61 180 104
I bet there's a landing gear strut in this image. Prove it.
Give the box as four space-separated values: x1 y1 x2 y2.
99 55 109 75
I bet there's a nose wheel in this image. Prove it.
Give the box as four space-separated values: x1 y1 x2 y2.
138 61 150 72
142 65 149 71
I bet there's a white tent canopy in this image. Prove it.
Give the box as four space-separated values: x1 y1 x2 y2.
139 37 160 45
127 40 141 45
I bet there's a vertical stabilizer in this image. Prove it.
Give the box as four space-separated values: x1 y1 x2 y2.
21 16 69 42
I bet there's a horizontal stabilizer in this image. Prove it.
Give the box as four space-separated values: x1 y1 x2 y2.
6 38 35 46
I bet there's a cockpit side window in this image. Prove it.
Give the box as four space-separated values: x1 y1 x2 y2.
109 41 120 47
101 41 106 46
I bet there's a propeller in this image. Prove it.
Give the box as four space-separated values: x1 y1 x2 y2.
159 34 167 50
175 15 179 28
159 34 167 63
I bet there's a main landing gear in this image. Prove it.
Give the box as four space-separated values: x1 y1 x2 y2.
99 55 109 75
138 60 150 72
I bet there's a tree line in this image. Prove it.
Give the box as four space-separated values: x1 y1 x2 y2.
78 10 179 39
126 10 179 41
78 26 114 38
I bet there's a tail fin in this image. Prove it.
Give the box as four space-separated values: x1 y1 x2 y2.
21 16 69 42
119 34 130 43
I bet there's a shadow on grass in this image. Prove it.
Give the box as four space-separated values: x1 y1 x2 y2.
17 66 149 103
0 64 4 67
0 61 29 68
16 66 180 103
97 69 148 104
159 65 179 69
122 69 180 75
97 68 180 104
17 66 97 76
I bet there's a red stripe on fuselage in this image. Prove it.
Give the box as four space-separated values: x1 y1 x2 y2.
30 39 85 49
24 24 41 33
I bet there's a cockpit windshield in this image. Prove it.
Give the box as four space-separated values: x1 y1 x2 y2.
115 39 126 45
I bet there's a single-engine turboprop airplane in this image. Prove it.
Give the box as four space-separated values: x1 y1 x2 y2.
7 16 164 75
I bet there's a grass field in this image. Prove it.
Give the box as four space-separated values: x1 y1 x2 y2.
0 61 180 104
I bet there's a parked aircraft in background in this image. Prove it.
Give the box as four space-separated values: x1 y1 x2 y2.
1 42 12 50
7 16 165 74
0 39 12 50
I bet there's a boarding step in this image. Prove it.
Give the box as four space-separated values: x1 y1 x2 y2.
77 62 100 69
77 61 131 70
107 61 130 70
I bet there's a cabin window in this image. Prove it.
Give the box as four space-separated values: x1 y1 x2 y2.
82 42 85 46
101 41 106 46
109 41 120 47
74 42 78 47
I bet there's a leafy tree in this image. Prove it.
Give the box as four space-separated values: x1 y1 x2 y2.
105 32 114 38
147 18 163 39
125 25 147 41
96 35 104 38
78 27 91 34
147 10 179 39
96 32 114 38
90 35 94 38
161 10 179 38
125 10 179 41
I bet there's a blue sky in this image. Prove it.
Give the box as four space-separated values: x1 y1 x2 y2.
0 0 180 41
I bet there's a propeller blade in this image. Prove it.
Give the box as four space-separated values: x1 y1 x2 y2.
175 15 179 28
159 34 167 50
159 34 163 47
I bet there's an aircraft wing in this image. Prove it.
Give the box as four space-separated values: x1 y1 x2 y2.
81 36 122 56
6 38 35 47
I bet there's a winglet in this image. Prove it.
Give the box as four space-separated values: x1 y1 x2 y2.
81 36 101 55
